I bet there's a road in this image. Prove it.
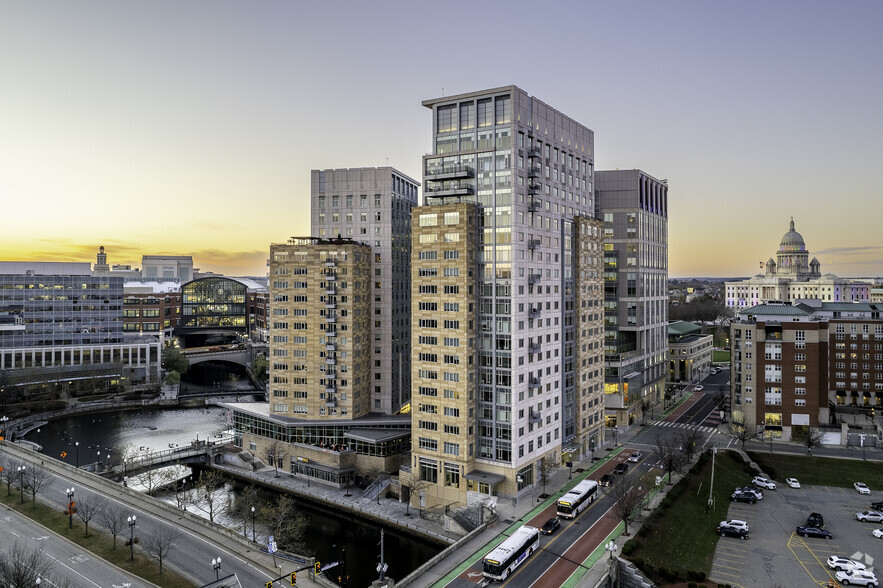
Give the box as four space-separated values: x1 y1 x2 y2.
1 442 285 588
0 503 148 588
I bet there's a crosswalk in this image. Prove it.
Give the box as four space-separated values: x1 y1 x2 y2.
651 420 718 434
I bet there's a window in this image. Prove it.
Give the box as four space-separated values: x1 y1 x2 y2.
444 268 460 277
419 251 438 260
419 437 438 451
444 211 460 225
419 213 438 227
419 457 438 483
444 442 460 456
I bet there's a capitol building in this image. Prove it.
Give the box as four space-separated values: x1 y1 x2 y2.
725 219 871 308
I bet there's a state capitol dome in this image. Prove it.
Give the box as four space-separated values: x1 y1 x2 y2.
779 218 806 252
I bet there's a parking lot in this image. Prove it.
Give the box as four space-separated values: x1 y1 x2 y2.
710 483 883 587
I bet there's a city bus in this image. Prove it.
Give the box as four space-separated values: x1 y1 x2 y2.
556 479 599 519
482 525 541 582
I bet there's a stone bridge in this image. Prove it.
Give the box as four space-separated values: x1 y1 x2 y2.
185 348 249 367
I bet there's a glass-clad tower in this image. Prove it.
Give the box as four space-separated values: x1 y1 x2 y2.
413 86 600 507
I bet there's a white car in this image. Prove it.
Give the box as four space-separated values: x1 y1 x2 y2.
719 519 749 532
785 478 801 488
834 569 879 586
628 451 643 463
872 528 883 539
752 476 777 490
735 486 764 500
828 556 867 572
855 482 872 495
856 511 883 523
694 385 704 391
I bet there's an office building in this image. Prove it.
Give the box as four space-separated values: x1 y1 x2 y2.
667 321 713 384
411 85 600 508
725 219 871 308
311 167 419 415
595 169 669 428
142 255 194 283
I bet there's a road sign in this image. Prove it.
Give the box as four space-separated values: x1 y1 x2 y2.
61 451 67 459
268 535 277 554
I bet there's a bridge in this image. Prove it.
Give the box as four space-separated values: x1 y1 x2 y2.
113 435 232 477
184 347 249 367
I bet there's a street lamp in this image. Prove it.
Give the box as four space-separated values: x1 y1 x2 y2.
36 577 40 587
97 451 101 471
708 446 718 513
251 506 256 542
17 465 25 504
66 487 75 529
75 441 79 468
127 515 137 561
0 415 8 439
606 540 619 588
212 557 222 580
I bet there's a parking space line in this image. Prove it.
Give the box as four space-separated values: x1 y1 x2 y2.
712 562 744 572
786 532 837 586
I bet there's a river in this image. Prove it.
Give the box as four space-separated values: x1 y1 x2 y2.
24 407 442 586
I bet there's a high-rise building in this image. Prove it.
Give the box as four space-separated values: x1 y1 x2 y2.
595 169 669 427
411 85 601 508
311 168 419 415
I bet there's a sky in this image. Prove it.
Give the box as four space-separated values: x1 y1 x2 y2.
1 1 882 278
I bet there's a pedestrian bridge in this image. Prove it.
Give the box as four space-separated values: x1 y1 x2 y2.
112 438 231 477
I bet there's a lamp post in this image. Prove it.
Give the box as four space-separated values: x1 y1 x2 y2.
17 465 25 504
127 515 136 561
66 487 75 529
606 540 619 588
36 576 40 587
251 506 256 542
212 557 222 580
97 451 101 471
75 441 79 468
0 415 8 439
708 446 717 513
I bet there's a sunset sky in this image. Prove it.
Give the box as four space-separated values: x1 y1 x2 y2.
1 1 881 278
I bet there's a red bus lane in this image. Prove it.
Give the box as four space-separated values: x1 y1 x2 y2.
535 504 620 586
664 389 702 421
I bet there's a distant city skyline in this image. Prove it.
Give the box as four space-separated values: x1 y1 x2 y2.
2 1 882 278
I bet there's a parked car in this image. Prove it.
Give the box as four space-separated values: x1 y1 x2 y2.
807 512 824 528
871 501 883 511
855 482 872 495
873 528 883 539
541 517 561 535
735 486 763 500
785 478 801 488
828 556 867 572
599 474 612 487
628 451 643 463
613 462 628 475
856 511 883 523
752 476 777 490
796 526 832 540
834 569 879 586
731 491 757 504
717 524 749 540
719 520 749 532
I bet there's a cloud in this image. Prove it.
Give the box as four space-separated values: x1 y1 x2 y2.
815 246 883 256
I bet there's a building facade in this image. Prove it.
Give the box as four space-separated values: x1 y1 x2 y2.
142 255 194 283
311 167 419 415
411 85 599 508
595 170 669 428
667 321 713 384
725 219 871 308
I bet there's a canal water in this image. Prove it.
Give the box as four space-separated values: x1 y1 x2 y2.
25 407 442 586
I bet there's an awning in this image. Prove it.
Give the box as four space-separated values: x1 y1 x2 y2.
344 428 410 444
764 425 783 431
464 470 506 485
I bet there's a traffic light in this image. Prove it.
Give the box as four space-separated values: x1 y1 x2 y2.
314 561 321 574
289 571 296 583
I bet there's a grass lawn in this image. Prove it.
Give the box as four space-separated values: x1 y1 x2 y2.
712 349 731 363
0 489 193 587
622 450 754 585
747 451 883 489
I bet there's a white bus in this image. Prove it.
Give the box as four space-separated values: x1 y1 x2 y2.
556 479 599 519
482 525 541 582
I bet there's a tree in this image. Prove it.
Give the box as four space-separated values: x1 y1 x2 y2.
678 427 702 463
408 477 434 517
25 466 52 505
655 434 686 485
0 542 56 587
226 483 259 538
99 504 128 549
608 470 645 536
164 370 181 386
538 456 557 499
138 466 177 496
729 419 759 450
250 355 269 382
260 495 307 550
161 346 189 375
142 525 180 576
266 440 288 478
799 426 825 454
75 495 105 537
187 469 227 523
0 455 20 496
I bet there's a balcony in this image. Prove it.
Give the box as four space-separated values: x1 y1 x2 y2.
527 165 542 178
325 260 336 267
528 239 541 250
326 399 337 408
529 410 542 423
326 329 337 338
325 314 337 323
325 285 336 295
527 198 541 211
528 273 542 284
325 342 336 351
529 306 541 318
425 184 475 198
325 274 337 281
528 146 542 158
325 357 336 365
326 300 336 310
529 377 542 389
325 385 336 394
425 164 474 180
529 342 542 354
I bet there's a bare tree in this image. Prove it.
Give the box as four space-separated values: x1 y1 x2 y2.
538 456 557 499
0 455 19 496
260 495 307 549
138 466 176 496
226 483 259 538
186 468 227 523
99 504 128 548
266 440 288 478
678 427 702 463
141 525 180 576
75 495 105 537
408 478 434 517
729 419 759 450
0 542 55 587
608 470 645 536
800 427 825 454
655 434 686 485
25 465 53 505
